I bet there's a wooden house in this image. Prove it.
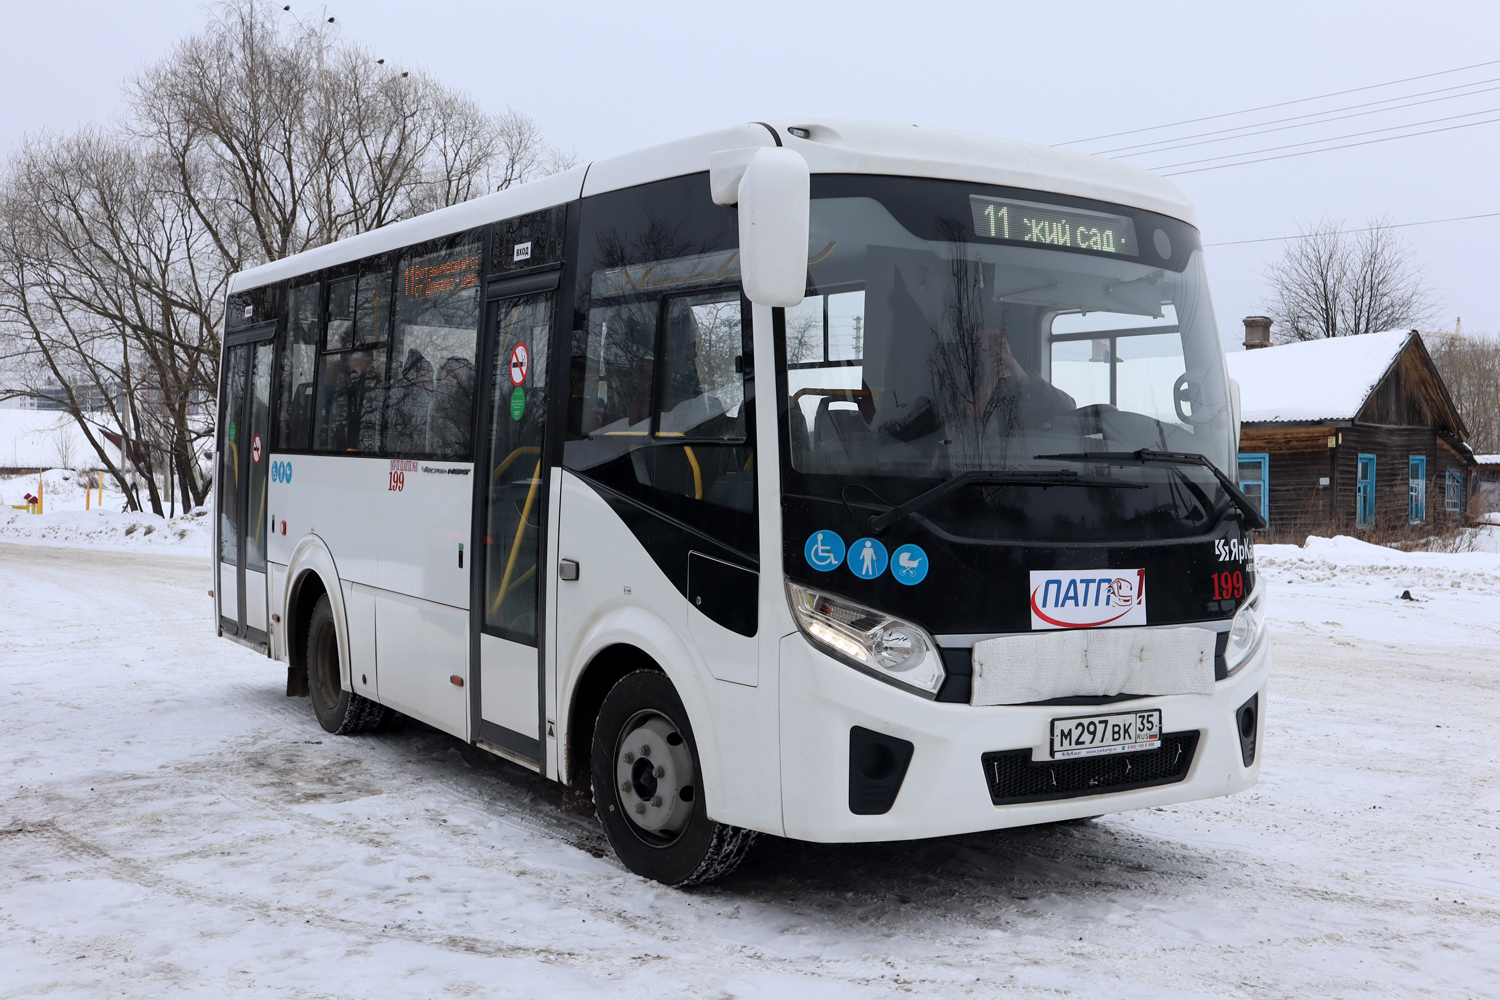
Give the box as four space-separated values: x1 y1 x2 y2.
1226 326 1477 535
1475 454 1500 514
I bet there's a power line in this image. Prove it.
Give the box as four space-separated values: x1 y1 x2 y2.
1151 106 1500 172
1056 57 1500 147
1204 211 1500 248
1161 114 1500 176
1099 78 1500 158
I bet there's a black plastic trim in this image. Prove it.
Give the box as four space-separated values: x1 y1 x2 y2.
486 267 562 300
687 551 758 637
1237 692 1259 767
226 320 278 347
751 122 783 147
981 730 1199 805
849 726 913 815
478 719 541 763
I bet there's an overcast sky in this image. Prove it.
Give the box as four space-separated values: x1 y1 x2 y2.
4 1 1498 349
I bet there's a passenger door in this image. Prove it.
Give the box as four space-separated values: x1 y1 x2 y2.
473 275 558 764
216 324 275 642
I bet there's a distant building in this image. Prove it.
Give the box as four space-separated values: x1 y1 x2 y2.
1475 454 1500 514
1227 325 1477 534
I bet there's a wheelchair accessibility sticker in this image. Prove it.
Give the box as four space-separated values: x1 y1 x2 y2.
890 544 929 585
847 537 889 580
803 530 846 572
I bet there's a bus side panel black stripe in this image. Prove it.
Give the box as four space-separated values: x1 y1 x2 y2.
573 476 757 602
478 720 541 762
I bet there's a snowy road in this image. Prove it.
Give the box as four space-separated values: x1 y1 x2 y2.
2 540 1498 998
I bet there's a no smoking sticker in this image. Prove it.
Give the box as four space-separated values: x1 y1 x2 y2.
251 434 263 464
509 343 529 386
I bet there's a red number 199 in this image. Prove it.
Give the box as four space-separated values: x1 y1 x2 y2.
1211 570 1244 601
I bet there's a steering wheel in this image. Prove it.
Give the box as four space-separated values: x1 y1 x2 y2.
1173 373 1222 425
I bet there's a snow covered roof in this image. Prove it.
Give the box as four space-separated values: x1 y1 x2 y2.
233 119 1197 292
1226 330 1415 423
1476 454 1500 466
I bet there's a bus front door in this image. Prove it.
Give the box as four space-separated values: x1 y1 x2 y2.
217 325 275 643
474 282 557 765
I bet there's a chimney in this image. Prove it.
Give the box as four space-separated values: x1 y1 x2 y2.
1243 315 1272 350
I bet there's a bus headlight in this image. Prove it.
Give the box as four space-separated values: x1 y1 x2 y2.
1225 586 1267 676
786 581 946 697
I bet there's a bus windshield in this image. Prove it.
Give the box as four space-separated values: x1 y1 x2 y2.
781 176 1236 541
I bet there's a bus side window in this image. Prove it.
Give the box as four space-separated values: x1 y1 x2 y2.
564 173 755 555
275 281 320 450
385 241 482 459
313 264 390 453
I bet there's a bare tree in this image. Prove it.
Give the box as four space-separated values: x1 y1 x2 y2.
0 0 570 515
0 128 222 514
1263 216 1436 342
1430 328 1500 455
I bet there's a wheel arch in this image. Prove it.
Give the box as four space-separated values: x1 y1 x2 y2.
558 605 715 796
280 535 351 696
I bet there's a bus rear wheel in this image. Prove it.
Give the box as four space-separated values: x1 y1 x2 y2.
306 594 388 735
591 669 756 886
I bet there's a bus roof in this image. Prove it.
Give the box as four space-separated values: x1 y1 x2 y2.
229 119 1197 293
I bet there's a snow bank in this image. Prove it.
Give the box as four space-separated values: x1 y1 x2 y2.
0 505 211 553
1257 532 1500 595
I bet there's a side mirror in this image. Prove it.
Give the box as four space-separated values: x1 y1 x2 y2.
710 146 809 307
1228 375 1242 454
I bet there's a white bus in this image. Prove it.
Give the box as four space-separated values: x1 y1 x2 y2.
215 120 1271 885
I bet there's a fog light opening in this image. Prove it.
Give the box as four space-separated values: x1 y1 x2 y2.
1236 692 1260 767
1238 705 1257 741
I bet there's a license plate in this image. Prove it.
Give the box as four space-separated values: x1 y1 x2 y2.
1050 709 1162 759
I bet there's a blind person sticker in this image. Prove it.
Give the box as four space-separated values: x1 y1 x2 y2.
847 537 889 580
1029 569 1146 629
803 530 846 572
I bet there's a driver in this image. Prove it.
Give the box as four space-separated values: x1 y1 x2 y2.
974 322 1076 420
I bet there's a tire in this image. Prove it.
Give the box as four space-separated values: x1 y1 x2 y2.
591 669 756 886
305 594 388 735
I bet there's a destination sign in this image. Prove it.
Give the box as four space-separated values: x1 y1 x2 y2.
970 195 1138 256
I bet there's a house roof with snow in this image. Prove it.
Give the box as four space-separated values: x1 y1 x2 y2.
1226 329 1467 439
1477 454 1500 467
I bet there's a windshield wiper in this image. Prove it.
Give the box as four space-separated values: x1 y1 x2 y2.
1034 449 1268 530
866 469 1145 533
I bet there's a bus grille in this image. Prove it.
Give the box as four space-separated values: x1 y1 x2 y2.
981 731 1199 806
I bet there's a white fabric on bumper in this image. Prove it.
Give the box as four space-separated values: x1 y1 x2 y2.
970 627 1217 705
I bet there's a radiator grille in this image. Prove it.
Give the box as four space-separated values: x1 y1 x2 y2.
981 731 1199 805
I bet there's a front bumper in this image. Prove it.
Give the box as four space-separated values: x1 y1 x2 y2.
777 628 1270 842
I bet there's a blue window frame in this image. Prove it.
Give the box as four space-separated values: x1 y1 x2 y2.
1446 470 1464 514
1237 452 1269 522
1408 455 1426 523
1357 453 1377 527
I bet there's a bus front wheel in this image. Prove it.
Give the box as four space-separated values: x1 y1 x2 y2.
305 594 388 735
591 669 756 885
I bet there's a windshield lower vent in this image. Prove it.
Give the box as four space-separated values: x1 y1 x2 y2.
981 731 1199 805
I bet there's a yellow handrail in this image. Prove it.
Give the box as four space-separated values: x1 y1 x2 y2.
491 459 542 617
682 445 702 500
490 446 541 484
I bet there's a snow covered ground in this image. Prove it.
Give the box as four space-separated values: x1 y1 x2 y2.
2 532 1498 997
1 469 210 552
